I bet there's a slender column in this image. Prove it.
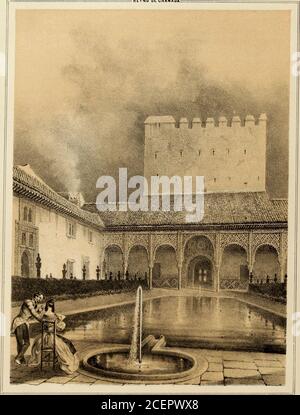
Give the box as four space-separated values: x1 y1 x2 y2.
278 260 285 283
215 233 221 292
248 231 254 274
214 264 220 293
279 232 287 282
177 231 183 290
149 266 153 290
123 233 128 279
123 261 128 280
148 233 154 290
99 249 105 280
178 266 182 290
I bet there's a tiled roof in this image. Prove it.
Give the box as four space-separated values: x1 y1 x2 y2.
84 192 287 229
13 165 104 229
13 164 287 231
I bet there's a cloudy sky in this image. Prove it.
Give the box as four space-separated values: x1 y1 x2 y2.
14 9 290 200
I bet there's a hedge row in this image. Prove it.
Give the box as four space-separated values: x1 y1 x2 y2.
12 276 148 302
249 282 286 300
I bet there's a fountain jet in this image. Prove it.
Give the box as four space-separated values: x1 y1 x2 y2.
128 285 143 364
82 285 202 383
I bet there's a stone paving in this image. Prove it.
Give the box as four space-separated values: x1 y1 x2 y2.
175 348 285 386
10 289 286 387
10 345 285 387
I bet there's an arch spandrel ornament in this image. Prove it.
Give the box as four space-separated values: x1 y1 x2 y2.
99 233 124 263
184 236 214 260
183 233 216 252
152 233 178 257
100 233 123 249
219 233 249 252
218 232 250 267
127 233 149 254
251 233 280 258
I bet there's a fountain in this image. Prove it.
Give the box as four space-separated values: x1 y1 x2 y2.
81 286 207 383
128 285 143 365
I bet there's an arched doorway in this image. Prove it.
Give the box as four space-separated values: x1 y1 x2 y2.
188 256 213 288
21 251 30 277
253 244 280 282
183 235 214 288
220 244 248 289
102 245 123 280
153 245 178 288
127 245 149 281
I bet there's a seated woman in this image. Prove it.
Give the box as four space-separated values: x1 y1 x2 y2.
28 299 79 375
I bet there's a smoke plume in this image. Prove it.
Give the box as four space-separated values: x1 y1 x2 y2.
14 15 289 200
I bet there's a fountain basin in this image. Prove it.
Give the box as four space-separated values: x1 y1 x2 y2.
81 345 205 383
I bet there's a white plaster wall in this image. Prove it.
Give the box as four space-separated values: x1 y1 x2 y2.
13 196 101 279
145 120 266 193
11 196 20 271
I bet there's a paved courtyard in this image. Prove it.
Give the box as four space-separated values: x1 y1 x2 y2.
10 344 285 387
10 289 286 387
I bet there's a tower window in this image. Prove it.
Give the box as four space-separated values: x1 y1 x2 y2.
258 176 260 181
29 234 33 247
28 208 32 222
180 150 183 157
154 152 158 159
227 148 230 155
198 150 201 156
21 233 26 245
228 177 231 181
244 149 247 155
212 149 215 156
214 178 216 183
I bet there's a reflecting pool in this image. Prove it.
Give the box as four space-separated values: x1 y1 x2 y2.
61 296 286 352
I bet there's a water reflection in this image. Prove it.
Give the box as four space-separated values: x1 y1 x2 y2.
63 296 286 351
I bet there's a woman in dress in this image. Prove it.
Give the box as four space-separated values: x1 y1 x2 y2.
28 299 79 375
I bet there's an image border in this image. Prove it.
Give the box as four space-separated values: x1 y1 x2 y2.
0 0 299 395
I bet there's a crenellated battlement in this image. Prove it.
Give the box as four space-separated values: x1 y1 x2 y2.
144 114 267 130
144 112 267 194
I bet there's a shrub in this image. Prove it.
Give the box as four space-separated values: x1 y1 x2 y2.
249 282 286 301
11 276 148 302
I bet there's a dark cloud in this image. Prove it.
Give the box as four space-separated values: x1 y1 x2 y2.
14 25 289 200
